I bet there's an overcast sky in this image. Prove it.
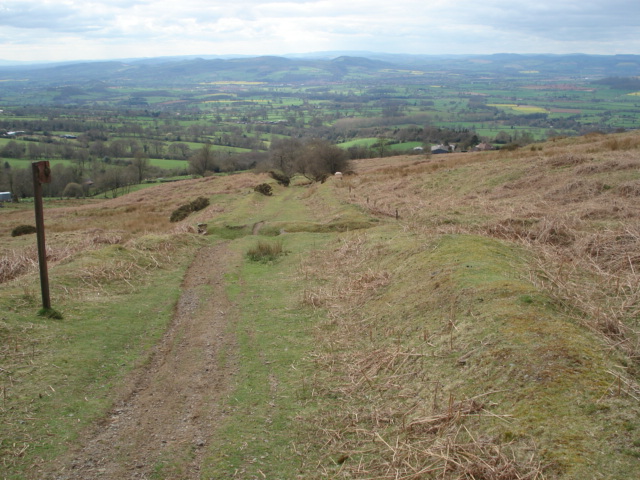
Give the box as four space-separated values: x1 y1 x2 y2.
1 0 639 62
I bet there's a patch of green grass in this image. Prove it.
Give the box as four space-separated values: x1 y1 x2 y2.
148 158 189 170
338 137 378 148
207 223 252 239
389 141 424 151
257 218 378 235
205 179 379 239
200 232 332 478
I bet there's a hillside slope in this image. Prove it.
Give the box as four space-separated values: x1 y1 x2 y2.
2 132 640 478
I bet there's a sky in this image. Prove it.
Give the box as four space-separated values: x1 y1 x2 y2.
1 0 639 63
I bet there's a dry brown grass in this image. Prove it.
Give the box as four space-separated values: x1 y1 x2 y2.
298 231 548 479
0 249 38 283
603 135 640 151
301 233 391 309
528 226 640 357
0 229 128 285
574 157 640 175
0 172 259 285
617 181 640 197
335 129 640 390
545 153 591 168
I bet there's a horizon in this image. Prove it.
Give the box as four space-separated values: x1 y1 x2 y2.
1 50 639 68
1 1 639 63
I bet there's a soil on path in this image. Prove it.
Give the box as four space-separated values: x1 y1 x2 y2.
46 242 239 479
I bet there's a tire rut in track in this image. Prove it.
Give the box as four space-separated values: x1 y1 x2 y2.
46 242 239 480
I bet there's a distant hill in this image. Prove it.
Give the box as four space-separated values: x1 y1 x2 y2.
1 53 639 88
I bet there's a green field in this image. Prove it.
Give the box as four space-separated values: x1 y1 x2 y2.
3 59 640 200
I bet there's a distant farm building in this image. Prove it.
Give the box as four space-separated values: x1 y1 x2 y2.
473 142 494 151
431 144 451 154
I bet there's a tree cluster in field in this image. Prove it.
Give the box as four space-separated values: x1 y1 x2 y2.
267 137 350 184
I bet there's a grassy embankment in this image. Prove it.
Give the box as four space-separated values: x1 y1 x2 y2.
2 130 640 478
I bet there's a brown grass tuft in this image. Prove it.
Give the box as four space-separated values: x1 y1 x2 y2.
574 158 640 175
545 180 607 204
486 216 577 247
604 136 640 151
546 153 590 167
0 249 38 283
617 181 640 197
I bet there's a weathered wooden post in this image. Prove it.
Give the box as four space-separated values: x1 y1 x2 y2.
32 161 52 310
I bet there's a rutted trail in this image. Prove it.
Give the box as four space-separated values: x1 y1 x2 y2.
47 243 239 479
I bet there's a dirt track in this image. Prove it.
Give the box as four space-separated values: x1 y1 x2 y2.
45 243 239 479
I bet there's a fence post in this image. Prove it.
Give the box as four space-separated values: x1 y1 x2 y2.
32 161 52 310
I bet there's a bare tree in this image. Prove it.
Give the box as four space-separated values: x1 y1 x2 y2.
108 139 127 159
132 151 150 183
1 140 24 159
97 166 135 198
148 140 166 158
267 137 350 183
297 138 349 182
168 142 191 160
268 137 304 178
188 143 218 176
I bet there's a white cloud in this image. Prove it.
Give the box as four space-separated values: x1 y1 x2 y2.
0 0 638 61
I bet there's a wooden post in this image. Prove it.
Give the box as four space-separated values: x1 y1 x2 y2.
32 161 52 310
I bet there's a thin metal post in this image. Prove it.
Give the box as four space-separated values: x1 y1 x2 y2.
32 162 51 310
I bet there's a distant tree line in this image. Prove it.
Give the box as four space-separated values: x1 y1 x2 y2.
0 147 269 199
594 77 640 90
0 155 163 199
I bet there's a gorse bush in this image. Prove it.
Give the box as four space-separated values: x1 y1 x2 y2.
268 170 290 187
170 206 191 222
169 196 210 222
11 225 37 237
189 196 210 211
246 239 285 262
254 183 273 196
